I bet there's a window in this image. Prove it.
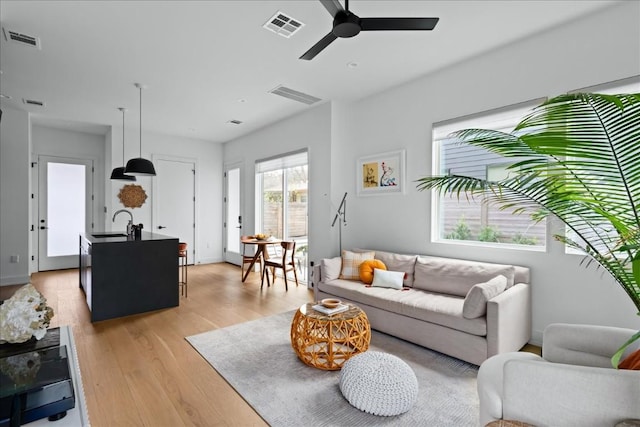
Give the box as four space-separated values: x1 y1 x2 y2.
564 76 640 255
255 150 309 281
432 100 546 248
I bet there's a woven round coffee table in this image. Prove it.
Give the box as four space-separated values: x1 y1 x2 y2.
290 302 371 370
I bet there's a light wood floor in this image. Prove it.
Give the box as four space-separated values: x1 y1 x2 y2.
3 263 313 427
2 264 541 426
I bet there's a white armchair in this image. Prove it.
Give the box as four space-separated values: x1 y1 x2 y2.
477 323 640 427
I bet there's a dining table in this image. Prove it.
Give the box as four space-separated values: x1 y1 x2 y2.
241 236 282 282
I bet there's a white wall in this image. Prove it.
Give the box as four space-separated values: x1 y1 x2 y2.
106 127 223 264
223 102 333 278
223 1 640 343
0 106 31 285
333 1 640 343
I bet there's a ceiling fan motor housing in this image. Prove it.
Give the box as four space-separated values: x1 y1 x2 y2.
333 11 361 38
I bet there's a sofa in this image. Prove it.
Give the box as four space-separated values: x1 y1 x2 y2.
477 323 640 426
312 249 531 366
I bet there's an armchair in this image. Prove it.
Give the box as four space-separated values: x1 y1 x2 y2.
477 323 640 427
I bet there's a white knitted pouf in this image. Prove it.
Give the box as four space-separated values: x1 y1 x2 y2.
339 351 419 416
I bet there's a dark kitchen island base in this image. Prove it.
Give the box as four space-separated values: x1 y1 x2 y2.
80 232 179 322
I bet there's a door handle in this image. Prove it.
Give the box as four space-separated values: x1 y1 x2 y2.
40 226 49 230
158 225 166 229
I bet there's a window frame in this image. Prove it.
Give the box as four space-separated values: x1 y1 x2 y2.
430 98 548 251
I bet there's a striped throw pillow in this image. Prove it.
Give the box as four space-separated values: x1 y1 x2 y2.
340 250 375 280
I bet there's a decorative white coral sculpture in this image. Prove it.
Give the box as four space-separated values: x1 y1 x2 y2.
0 283 54 344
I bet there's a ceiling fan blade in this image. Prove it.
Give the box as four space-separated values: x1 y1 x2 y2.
360 17 439 31
319 0 344 18
299 32 338 60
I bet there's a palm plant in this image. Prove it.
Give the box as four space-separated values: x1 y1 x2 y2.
416 93 640 366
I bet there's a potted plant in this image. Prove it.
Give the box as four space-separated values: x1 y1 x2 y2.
416 92 640 366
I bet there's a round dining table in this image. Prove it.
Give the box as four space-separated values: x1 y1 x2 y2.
240 236 282 282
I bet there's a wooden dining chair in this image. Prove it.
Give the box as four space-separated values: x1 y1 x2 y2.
261 241 299 291
241 235 262 279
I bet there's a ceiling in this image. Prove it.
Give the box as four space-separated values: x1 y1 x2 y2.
0 0 618 143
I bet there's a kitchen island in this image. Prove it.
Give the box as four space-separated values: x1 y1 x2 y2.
79 231 179 322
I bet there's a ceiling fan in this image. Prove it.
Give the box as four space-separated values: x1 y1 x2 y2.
300 0 439 60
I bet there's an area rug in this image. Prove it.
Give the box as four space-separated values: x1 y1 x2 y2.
186 311 479 426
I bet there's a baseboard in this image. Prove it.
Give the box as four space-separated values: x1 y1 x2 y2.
196 257 222 265
0 274 31 286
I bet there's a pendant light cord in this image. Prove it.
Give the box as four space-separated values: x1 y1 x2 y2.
122 108 126 165
139 85 143 157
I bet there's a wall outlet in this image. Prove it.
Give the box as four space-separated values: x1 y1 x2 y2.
10 255 19 263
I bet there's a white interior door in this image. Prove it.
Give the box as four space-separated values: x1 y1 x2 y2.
38 156 93 271
224 163 242 265
154 157 195 263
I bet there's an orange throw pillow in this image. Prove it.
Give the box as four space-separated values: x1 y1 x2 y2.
359 259 387 284
619 349 640 370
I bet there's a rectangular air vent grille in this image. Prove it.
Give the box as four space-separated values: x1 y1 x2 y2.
269 85 321 105
23 98 45 107
3 28 41 49
263 11 304 38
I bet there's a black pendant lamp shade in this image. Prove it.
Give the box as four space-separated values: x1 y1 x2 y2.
125 83 156 176
110 107 136 181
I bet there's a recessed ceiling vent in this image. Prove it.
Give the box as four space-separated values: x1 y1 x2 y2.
2 27 41 49
227 119 243 125
269 85 321 105
263 11 304 38
23 98 45 107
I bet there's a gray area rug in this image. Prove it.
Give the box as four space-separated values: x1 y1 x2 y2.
186 311 479 426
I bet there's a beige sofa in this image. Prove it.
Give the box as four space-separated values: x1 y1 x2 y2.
312 250 531 366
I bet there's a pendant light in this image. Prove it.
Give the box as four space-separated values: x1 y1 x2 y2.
124 83 156 176
110 107 137 181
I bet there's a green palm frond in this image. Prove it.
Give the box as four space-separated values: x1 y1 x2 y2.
417 93 640 365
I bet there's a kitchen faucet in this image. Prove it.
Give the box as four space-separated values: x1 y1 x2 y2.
112 209 134 236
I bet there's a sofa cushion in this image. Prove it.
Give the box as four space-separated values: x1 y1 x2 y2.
373 251 418 287
371 269 404 290
463 275 508 319
340 250 375 280
414 256 515 297
321 257 342 282
318 279 487 336
359 259 387 284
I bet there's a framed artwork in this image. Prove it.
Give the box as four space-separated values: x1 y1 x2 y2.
357 149 405 196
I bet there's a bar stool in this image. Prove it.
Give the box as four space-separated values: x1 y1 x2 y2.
178 242 188 297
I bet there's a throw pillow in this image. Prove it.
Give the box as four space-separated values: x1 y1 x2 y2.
359 259 387 284
321 257 342 282
462 275 508 319
619 349 640 370
371 268 404 290
340 250 375 280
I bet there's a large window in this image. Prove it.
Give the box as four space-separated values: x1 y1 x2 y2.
255 150 309 281
565 76 640 255
432 100 546 248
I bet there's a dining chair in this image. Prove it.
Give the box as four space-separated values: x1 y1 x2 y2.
241 235 262 279
261 241 299 291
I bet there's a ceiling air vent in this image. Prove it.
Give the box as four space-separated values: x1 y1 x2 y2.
269 85 321 105
23 98 45 107
263 11 304 38
227 119 243 125
2 27 41 49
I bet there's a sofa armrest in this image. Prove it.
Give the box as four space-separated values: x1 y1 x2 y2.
543 323 639 368
486 283 531 357
503 359 640 426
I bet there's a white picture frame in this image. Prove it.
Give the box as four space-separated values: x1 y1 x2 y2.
356 149 406 196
